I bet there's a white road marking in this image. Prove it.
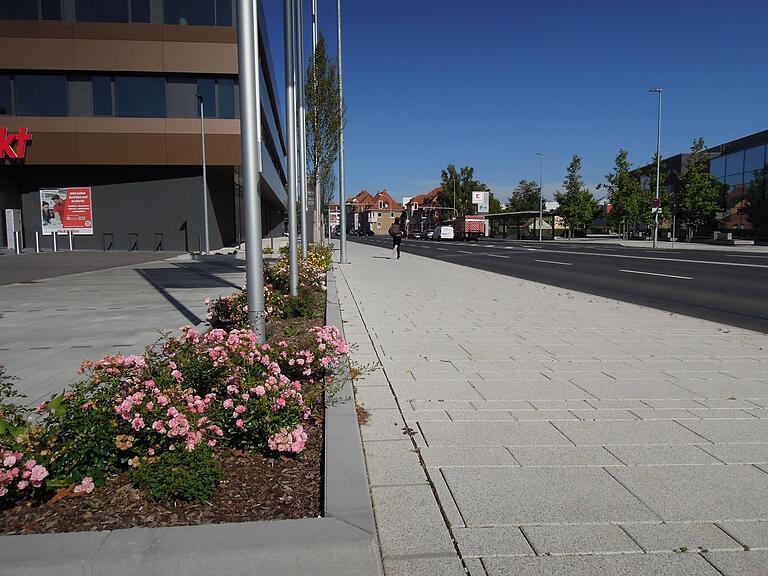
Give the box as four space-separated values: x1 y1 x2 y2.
437 247 448 251
458 250 474 254
486 254 510 259
524 248 768 269
620 269 692 280
730 254 768 259
644 250 681 254
535 259 572 266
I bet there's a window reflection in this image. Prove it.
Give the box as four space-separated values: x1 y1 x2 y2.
0 75 11 114
164 0 214 25
93 76 113 116
0 2 38 19
115 76 165 117
726 151 744 176
76 0 129 22
41 0 62 20
709 155 726 180
744 145 766 174
15 74 67 116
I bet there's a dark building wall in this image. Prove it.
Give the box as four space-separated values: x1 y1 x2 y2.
12 166 237 251
0 178 21 247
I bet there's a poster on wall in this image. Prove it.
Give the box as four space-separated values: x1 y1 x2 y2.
40 188 93 235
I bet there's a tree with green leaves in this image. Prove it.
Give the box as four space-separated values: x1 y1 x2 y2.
744 168 768 241
439 165 489 217
679 137 720 241
555 155 599 237
489 193 503 214
600 149 641 238
506 179 541 212
305 33 345 209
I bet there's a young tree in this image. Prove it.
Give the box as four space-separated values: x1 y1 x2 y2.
601 149 641 238
639 151 671 228
555 155 599 237
744 168 768 241
679 137 720 241
438 165 489 217
489 193 503 214
305 33 345 209
507 179 541 212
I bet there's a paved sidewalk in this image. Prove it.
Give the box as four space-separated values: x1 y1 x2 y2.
337 241 768 575
0 254 244 405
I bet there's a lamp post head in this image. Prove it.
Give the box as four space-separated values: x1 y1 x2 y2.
649 88 662 93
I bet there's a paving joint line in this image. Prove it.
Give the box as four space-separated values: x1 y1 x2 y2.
601 466 665 522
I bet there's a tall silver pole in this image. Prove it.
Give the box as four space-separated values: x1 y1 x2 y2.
198 95 210 254
337 0 347 263
312 0 322 244
236 0 266 342
537 152 543 242
285 0 299 296
650 88 662 249
296 0 309 257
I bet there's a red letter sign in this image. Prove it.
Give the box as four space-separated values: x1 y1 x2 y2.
0 128 32 160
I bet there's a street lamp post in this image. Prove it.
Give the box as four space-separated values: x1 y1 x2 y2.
537 152 543 242
197 94 210 254
296 0 308 258
337 0 347 263
649 88 663 249
285 0 299 297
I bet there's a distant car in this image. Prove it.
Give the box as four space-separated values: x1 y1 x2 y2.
425 229 434 240
433 225 454 241
409 230 423 240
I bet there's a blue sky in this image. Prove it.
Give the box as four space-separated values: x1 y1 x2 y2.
264 0 767 204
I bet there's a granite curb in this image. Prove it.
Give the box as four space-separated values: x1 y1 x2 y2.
0 267 381 576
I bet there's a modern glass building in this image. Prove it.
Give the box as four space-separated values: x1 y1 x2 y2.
0 0 287 251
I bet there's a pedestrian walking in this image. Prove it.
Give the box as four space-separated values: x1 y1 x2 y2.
389 218 404 259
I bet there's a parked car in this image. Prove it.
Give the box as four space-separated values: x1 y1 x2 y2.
425 229 434 239
409 230 423 239
433 225 454 241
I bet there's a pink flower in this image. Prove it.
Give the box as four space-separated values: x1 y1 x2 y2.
223 398 234 409
254 385 266 397
74 476 95 494
3 454 17 468
29 465 48 486
16 480 29 490
235 419 244 429
131 417 145 431
235 405 246 414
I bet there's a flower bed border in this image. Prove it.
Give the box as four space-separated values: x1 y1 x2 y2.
0 266 382 576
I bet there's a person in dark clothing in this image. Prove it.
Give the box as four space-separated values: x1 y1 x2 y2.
389 218 404 259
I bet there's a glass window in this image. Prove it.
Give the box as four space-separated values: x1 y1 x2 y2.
41 0 62 20
0 1 38 19
76 0 128 22
166 78 197 117
130 0 150 22
196 78 215 117
726 150 744 176
217 78 234 118
164 0 214 25
744 145 765 174
0 75 11 115
93 76 112 115
115 76 165 117
709 155 726 180
216 0 232 26
68 76 92 116
15 74 67 116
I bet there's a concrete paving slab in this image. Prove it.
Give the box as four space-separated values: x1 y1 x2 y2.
354 386 399 410
521 524 642 555
679 419 768 444
482 552 719 576
529 399 594 410
442 467 659 525
471 380 594 401
473 400 535 411
703 550 768 576
371 485 456 557
508 446 623 467
688 409 758 419
363 441 427 486
453 526 533 558
574 380 698 400
382 556 466 576
718 521 768 550
391 380 484 402
697 444 768 464
359 409 408 442
446 410 517 421
571 409 639 420
609 465 768 521
554 420 707 446
605 445 724 466
412 400 476 411
630 409 699 420
419 421 571 447
622 522 741 552
419 446 519 468
510 410 578 421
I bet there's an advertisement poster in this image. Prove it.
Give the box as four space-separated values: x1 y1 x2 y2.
40 188 93 235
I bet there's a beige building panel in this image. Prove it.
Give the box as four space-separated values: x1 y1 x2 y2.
1 117 77 132
163 42 238 74
73 39 164 72
74 118 167 134
75 133 168 165
165 118 240 135
0 38 74 70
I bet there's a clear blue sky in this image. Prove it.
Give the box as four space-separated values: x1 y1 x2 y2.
264 0 767 204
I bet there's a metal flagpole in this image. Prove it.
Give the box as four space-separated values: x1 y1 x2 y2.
235 0 266 342
650 88 662 249
336 0 347 263
312 0 322 244
537 152 544 242
285 0 299 296
198 95 210 254
296 0 309 257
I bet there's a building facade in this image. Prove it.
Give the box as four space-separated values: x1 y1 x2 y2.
0 0 287 251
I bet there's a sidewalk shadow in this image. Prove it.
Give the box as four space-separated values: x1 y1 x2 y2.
371 256 393 260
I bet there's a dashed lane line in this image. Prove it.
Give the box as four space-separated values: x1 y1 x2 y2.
535 259 572 266
619 269 693 280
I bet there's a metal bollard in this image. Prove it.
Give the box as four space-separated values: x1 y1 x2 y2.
68 230 74 251
14 231 22 255
52 231 58 252
35 231 40 253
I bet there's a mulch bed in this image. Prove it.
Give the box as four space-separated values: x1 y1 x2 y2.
0 417 323 535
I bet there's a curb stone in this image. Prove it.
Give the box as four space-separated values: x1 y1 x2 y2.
0 268 381 576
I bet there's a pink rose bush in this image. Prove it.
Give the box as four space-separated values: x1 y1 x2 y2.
1 450 48 499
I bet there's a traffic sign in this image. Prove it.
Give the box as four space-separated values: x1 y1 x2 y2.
651 198 661 209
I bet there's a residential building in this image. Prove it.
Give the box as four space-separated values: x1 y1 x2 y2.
366 190 402 235
0 1 287 251
345 190 373 232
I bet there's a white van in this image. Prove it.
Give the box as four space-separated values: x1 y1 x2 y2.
433 225 454 241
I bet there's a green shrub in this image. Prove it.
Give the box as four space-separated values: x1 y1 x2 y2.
130 447 222 503
282 288 325 319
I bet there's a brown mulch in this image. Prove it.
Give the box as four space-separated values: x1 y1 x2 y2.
0 418 323 535
267 316 319 342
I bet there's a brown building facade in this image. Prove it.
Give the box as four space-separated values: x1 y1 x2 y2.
0 1 287 251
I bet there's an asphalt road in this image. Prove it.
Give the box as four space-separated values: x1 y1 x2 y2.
350 237 768 334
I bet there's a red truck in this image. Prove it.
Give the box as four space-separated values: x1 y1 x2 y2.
453 215 486 241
